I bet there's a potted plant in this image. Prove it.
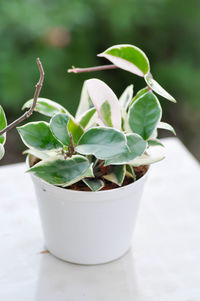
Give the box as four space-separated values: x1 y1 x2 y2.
0 44 176 264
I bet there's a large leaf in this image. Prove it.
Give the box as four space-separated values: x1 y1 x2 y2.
76 127 129 160
50 114 70 146
85 79 121 130
157 121 176 135
98 44 150 77
22 98 67 117
0 106 7 145
75 81 94 118
145 74 176 103
78 107 96 128
28 155 92 187
0 144 5 160
17 122 62 150
83 178 104 192
119 84 134 110
105 133 147 165
128 91 162 140
103 165 126 186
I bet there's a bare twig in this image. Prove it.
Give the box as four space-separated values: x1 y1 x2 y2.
68 64 118 74
0 58 44 136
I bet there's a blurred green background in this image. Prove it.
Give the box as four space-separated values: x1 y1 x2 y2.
0 0 199 165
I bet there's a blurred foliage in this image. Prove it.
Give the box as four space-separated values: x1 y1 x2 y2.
0 0 200 162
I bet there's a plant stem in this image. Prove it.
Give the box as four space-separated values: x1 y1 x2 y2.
68 64 118 74
0 58 45 136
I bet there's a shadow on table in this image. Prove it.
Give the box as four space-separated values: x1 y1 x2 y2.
34 249 144 301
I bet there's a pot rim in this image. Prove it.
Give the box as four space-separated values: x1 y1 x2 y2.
26 155 150 195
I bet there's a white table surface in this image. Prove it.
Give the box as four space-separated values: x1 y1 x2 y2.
0 137 200 301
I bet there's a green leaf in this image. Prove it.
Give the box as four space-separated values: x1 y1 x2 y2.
103 165 126 186
28 155 92 187
126 165 136 181
145 74 176 103
130 87 149 106
157 121 176 135
68 118 84 145
24 149 56 160
22 98 67 117
0 144 5 160
78 107 96 128
148 138 164 147
119 84 134 110
105 133 147 165
76 127 129 160
0 106 7 145
50 114 70 146
83 178 104 191
98 44 150 77
128 91 162 140
85 79 121 130
17 122 62 151
100 101 113 127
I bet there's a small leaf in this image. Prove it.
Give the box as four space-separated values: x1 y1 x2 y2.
28 155 91 186
68 118 84 145
24 149 56 160
103 165 126 186
100 101 113 127
0 106 7 145
126 165 136 181
50 114 70 146
157 121 176 135
22 98 67 117
145 74 176 103
17 122 62 151
148 138 164 147
105 133 147 165
98 44 150 77
83 178 104 191
76 127 129 160
119 84 134 110
128 91 162 140
78 107 96 128
0 144 5 160
130 87 149 106
75 81 94 119
85 79 121 130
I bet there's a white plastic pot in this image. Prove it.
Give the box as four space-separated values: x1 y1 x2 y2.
28 157 149 265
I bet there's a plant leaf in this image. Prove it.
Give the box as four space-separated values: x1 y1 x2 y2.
0 144 5 160
50 113 70 146
100 100 113 127
126 165 136 181
98 44 150 77
128 91 162 140
148 138 164 147
85 79 121 130
0 106 7 145
119 84 134 110
83 178 104 191
67 118 84 145
17 122 62 151
76 127 129 160
157 121 176 135
78 107 96 128
28 155 91 186
24 149 57 160
130 87 149 106
22 98 67 117
130 146 166 166
145 74 176 103
75 81 94 119
103 165 126 186
104 133 147 165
